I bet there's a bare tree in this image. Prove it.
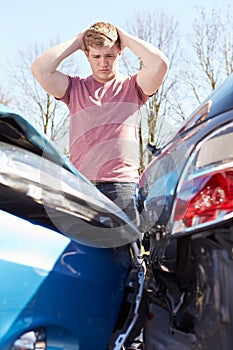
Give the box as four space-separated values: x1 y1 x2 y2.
6 40 80 153
180 5 233 105
122 11 181 169
124 6 233 172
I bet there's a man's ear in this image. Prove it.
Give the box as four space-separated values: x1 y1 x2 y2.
118 49 122 56
85 51 89 60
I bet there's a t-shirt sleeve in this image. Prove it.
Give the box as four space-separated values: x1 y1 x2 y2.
57 75 73 105
131 73 150 106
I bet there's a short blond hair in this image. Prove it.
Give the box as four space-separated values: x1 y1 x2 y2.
84 22 120 51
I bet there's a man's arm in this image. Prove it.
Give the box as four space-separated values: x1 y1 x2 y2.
117 27 169 96
31 32 86 98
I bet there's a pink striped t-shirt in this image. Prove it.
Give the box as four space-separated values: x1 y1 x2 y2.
60 73 149 182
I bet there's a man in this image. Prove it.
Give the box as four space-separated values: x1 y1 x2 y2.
31 21 168 222
31 21 169 349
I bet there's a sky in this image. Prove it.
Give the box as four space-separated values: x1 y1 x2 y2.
0 0 232 82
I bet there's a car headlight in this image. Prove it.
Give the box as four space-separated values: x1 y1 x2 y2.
171 121 233 235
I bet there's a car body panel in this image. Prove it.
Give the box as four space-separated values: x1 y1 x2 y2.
0 206 132 350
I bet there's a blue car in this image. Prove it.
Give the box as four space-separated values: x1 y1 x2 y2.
0 104 144 350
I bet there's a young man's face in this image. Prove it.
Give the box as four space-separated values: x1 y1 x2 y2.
85 44 121 83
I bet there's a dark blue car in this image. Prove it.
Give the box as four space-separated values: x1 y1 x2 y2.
138 74 233 349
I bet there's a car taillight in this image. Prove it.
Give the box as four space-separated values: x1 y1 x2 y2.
173 169 233 231
171 121 233 235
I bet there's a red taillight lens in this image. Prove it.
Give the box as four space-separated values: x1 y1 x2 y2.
173 169 233 230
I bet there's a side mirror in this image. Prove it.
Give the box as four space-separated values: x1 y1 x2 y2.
146 142 161 156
